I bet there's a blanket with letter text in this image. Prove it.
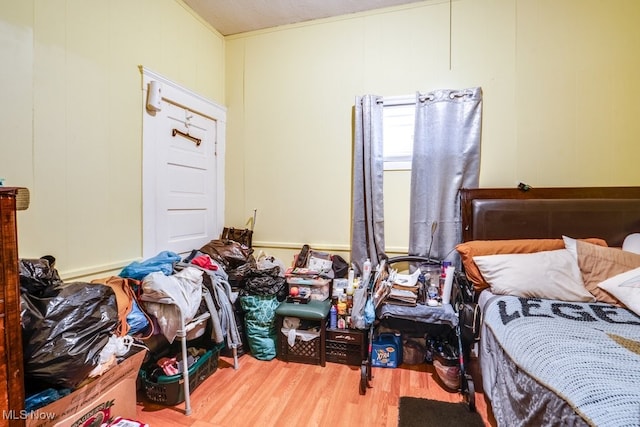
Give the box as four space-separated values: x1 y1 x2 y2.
484 295 640 427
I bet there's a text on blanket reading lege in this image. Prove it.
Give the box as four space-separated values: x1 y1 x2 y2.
498 298 640 326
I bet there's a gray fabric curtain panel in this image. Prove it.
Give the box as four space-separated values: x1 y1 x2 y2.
408 88 483 267
351 95 386 274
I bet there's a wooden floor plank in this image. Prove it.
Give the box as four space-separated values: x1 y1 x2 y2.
136 353 496 427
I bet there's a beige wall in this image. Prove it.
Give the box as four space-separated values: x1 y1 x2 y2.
0 0 224 279
2 0 640 278
225 0 640 264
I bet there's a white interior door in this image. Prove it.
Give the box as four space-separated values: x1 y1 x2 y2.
156 103 216 254
141 67 226 258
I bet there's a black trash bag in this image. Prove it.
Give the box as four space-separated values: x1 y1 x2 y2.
240 266 287 300
227 257 256 288
19 257 63 298
331 255 349 278
21 282 118 389
200 239 257 287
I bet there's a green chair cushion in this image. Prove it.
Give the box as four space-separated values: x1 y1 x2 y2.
275 299 331 320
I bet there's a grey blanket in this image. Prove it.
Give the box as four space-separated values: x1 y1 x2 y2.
483 295 640 427
377 302 458 327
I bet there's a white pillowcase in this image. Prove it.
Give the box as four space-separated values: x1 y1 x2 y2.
597 266 640 316
473 249 595 302
622 233 640 254
562 235 579 259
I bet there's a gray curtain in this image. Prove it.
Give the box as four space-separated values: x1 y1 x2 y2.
408 87 483 267
351 95 385 274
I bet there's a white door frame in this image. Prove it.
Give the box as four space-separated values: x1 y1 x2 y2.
140 66 226 258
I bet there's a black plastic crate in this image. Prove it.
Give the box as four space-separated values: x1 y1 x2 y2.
326 341 364 365
139 347 220 406
278 331 322 365
325 328 366 365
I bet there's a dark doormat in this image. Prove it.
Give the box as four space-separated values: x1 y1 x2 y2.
398 397 485 427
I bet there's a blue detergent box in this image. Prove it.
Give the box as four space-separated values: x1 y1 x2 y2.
371 333 403 368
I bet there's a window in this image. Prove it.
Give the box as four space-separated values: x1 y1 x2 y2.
382 96 415 170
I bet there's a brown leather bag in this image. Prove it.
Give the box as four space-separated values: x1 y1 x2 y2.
200 239 254 269
221 210 256 248
221 227 253 248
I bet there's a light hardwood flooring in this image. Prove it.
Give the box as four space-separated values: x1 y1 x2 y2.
136 353 496 427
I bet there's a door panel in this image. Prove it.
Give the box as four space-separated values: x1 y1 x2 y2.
168 210 208 242
142 69 226 260
156 102 217 255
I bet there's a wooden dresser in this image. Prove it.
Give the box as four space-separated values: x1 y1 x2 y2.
0 188 25 426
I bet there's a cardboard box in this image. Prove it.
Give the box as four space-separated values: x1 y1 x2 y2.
25 349 146 427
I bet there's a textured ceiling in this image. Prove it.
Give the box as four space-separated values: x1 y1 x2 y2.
183 0 426 35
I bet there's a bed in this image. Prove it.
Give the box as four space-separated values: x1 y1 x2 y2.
458 187 640 427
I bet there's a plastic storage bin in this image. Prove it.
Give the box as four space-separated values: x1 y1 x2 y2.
140 347 220 406
285 276 331 301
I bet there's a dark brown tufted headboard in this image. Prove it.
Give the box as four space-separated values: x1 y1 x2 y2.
460 187 640 247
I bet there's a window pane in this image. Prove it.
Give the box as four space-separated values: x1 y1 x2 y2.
383 104 414 170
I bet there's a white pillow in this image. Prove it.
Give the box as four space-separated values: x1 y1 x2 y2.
562 235 579 260
622 233 640 254
473 249 595 302
597 267 640 316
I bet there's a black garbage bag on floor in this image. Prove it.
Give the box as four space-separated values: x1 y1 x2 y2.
21 281 118 389
240 266 287 300
19 257 63 298
199 239 257 287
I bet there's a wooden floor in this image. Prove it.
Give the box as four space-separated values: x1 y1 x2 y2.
136 353 497 427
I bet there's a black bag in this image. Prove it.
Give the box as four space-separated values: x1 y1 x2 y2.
19 257 63 298
240 266 287 300
21 282 118 389
459 301 481 344
200 239 254 270
331 255 349 278
453 272 481 345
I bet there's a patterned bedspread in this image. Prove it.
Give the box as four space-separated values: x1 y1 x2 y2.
483 295 640 427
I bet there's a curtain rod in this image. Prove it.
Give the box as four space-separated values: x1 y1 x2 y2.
380 95 414 106
374 89 475 106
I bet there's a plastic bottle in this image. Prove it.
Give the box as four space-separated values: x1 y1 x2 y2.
394 332 403 365
439 261 450 293
417 273 427 304
348 267 355 288
337 301 347 316
338 288 347 304
346 283 355 313
330 305 337 329
441 261 452 277
427 282 439 307
362 258 372 286
346 293 353 315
